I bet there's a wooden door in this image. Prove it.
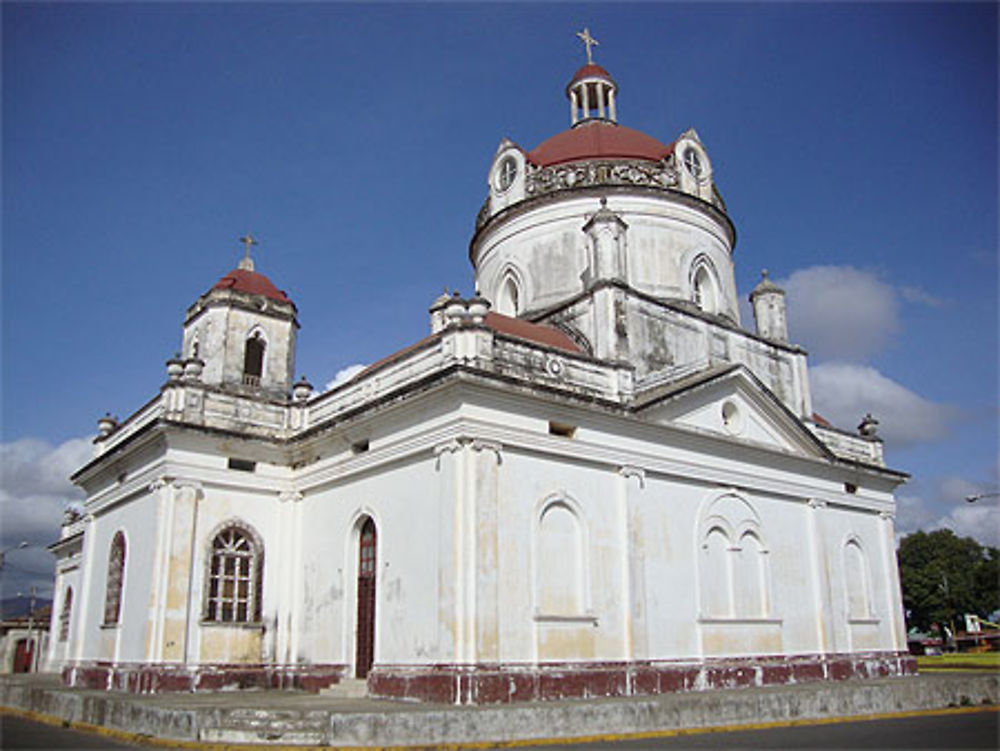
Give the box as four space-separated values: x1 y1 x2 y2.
355 518 377 678
13 639 32 673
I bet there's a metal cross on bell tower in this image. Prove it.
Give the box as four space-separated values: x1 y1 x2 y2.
576 27 599 65
238 233 258 271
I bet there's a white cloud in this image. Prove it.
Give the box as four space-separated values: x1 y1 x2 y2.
899 285 947 308
895 476 1000 549
780 266 899 361
0 437 91 546
931 503 1000 548
810 362 956 445
0 437 91 595
324 363 367 392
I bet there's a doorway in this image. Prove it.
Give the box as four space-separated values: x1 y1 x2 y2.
355 517 377 678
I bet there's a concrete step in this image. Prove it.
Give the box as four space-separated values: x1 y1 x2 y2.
318 678 367 698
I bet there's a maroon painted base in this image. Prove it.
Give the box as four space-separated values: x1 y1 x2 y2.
368 652 917 704
62 662 348 693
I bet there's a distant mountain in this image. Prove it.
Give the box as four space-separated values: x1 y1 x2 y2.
1 595 53 620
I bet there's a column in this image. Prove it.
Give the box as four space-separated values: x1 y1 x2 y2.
618 466 647 660
806 499 835 653
146 477 173 662
434 439 463 662
597 83 606 119
879 510 906 651
570 91 578 125
472 440 502 664
276 491 303 666
72 515 98 664
608 89 617 122
581 84 590 120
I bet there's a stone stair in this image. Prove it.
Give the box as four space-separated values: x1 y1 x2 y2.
318 678 367 698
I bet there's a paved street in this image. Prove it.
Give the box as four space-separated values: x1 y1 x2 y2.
516 708 1000 750
1 707 996 749
0 713 144 749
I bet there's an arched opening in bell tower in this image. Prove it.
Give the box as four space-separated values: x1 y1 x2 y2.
242 332 266 386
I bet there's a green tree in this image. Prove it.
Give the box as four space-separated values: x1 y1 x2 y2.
896 529 997 633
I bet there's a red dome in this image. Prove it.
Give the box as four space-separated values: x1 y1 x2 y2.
527 121 674 168
568 63 615 87
212 268 292 304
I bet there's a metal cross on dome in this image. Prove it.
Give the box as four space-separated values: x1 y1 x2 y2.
576 27 599 65
239 233 257 259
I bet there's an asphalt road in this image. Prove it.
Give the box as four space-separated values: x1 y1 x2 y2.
0 707 997 749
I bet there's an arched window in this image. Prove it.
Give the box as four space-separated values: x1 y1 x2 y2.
242 332 266 386
537 501 585 615
497 273 522 316
692 263 718 314
59 587 73 642
205 524 263 623
103 532 126 625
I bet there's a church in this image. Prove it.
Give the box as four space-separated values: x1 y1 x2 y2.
46 38 914 703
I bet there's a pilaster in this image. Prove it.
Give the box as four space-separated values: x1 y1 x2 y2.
806 498 835 653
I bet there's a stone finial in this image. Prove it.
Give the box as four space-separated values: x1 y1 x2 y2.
183 357 205 381
858 413 879 438
166 353 185 381
444 292 467 326
97 413 118 437
293 375 314 402
429 288 453 333
467 295 491 324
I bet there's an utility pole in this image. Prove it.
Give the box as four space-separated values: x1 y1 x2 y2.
26 586 37 672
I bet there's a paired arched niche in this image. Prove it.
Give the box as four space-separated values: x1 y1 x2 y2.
697 493 771 619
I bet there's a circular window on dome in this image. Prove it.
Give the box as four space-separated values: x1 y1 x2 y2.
682 146 704 182
494 155 518 193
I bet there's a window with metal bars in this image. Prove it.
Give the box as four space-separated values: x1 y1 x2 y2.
103 532 126 625
204 525 262 623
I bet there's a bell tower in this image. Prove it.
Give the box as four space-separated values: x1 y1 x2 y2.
181 236 299 398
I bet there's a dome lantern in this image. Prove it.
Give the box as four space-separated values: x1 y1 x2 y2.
568 28 617 126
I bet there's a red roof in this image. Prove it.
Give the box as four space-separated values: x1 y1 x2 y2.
212 268 292 304
568 63 615 87
527 121 674 168
485 312 583 354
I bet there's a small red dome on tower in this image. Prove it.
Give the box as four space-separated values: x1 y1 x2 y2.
567 63 616 89
212 268 293 305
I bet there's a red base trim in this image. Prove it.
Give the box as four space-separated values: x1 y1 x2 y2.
62 662 348 694
368 652 917 704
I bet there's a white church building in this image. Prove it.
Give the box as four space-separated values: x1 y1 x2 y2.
47 47 914 703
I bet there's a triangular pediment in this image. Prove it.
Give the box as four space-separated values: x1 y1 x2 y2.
633 365 831 459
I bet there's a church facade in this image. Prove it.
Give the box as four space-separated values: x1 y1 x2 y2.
47 52 914 703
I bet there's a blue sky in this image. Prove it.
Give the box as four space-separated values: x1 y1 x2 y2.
3 2 997 596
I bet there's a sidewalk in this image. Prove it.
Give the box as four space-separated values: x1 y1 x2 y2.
2 672 997 747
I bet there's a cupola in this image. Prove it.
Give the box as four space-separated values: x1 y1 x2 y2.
567 29 617 125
